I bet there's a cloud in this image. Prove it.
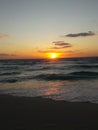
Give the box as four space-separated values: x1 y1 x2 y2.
38 50 49 53
53 41 70 46
52 41 72 49
0 34 10 38
38 41 72 54
52 45 72 49
65 31 95 37
0 53 16 57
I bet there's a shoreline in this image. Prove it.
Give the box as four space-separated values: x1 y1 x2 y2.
0 94 98 130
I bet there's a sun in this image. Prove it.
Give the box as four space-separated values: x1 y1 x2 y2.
51 53 57 59
48 53 58 59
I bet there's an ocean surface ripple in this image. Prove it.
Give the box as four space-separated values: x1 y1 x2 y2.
0 57 98 103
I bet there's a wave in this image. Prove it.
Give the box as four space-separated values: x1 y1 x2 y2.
26 64 98 72
26 66 50 71
70 71 98 75
74 65 98 69
0 72 21 76
0 75 34 83
0 79 18 83
0 66 19 70
34 71 98 81
0 71 98 83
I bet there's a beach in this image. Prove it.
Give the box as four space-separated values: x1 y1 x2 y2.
0 94 98 130
0 0 98 129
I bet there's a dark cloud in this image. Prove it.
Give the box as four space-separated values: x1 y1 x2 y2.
61 45 72 48
0 34 10 38
0 53 16 56
52 41 72 49
38 41 72 54
53 41 70 46
65 31 95 37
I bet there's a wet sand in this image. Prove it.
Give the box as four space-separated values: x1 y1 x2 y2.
0 94 98 130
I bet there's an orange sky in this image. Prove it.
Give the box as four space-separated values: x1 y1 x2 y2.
0 0 98 59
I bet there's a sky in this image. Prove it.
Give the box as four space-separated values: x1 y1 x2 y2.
0 0 98 59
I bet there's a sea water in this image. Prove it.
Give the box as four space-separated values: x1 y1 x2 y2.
0 57 98 103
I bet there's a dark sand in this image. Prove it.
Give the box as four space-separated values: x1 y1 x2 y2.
0 94 98 130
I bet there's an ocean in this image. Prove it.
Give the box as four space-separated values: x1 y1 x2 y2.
0 57 98 103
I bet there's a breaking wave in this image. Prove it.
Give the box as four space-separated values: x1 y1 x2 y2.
1 71 98 83
34 71 98 81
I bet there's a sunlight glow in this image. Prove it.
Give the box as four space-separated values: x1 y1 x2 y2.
47 53 59 59
51 53 57 59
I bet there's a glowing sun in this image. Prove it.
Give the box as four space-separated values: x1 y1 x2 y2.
48 53 58 59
